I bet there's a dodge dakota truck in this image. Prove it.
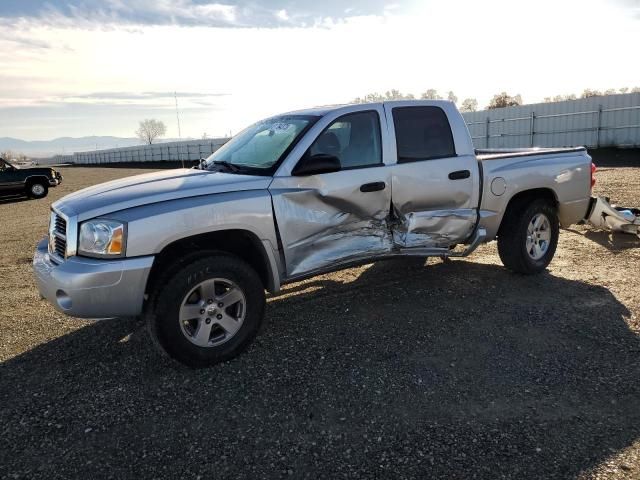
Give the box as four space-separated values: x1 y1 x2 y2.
0 158 63 199
33 101 593 367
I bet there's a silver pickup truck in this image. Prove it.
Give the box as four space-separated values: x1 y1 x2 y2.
34 100 593 367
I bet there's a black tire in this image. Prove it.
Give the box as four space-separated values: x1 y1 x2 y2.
497 198 559 274
26 181 48 199
147 254 265 368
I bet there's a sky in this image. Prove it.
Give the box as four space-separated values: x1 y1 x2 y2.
0 0 639 141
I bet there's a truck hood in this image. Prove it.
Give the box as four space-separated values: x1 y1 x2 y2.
52 168 272 221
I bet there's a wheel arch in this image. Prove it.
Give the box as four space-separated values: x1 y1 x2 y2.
497 188 558 237
24 175 50 186
144 229 280 306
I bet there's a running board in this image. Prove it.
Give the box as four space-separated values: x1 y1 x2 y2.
398 228 487 258
448 228 487 257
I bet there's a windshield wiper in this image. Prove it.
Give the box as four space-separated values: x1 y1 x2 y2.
209 160 242 173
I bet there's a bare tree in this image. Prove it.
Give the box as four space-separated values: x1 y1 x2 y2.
0 150 29 163
420 89 442 100
581 89 603 98
136 119 167 145
544 94 577 103
459 98 478 112
352 90 414 103
632 87 640 93
352 92 385 104
446 91 458 104
487 92 522 109
382 89 413 100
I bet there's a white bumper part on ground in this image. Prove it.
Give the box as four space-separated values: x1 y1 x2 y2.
585 196 640 238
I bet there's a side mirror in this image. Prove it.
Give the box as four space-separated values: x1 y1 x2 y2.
292 153 341 176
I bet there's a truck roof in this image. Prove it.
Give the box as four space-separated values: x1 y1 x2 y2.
283 100 455 117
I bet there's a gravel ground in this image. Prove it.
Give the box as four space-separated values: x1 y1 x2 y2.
0 165 639 479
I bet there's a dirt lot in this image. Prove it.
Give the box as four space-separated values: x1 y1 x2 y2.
1 165 639 479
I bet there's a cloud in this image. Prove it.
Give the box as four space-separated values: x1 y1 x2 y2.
0 30 52 49
69 91 230 100
0 91 231 109
0 0 403 28
608 0 640 18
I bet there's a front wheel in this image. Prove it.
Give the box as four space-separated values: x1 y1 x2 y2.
27 181 48 199
497 199 559 274
147 254 266 368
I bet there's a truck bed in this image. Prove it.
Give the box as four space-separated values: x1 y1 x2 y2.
476 147 587 161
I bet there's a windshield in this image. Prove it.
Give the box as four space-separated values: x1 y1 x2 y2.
0 158 15 171
204 115 318 172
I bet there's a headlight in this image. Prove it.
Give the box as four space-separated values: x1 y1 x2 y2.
78 220 126 257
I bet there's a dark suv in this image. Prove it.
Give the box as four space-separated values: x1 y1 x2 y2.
0 158 63 199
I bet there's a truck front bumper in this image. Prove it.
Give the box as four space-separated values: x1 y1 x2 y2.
49 174 63 186
33 238 154 318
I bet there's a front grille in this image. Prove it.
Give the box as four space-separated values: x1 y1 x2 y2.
53 236 66 259
50 212 67 261
55 215 66 234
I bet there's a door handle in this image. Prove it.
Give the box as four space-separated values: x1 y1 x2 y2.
448 170 471 180
360 182 386 192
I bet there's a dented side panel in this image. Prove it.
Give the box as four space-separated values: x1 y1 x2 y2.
390 155 481 248
392 209 478 248
270 167 393 277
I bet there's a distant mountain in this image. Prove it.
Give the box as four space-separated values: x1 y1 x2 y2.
0 136 187 158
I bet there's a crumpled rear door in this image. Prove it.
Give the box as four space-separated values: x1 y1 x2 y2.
384 104 480 248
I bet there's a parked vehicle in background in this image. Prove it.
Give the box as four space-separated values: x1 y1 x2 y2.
33 100 594 367
0 158 63 199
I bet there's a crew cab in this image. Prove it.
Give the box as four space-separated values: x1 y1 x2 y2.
0 158 63 199
33 101 593 367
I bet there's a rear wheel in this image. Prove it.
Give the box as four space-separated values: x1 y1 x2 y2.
27 181 48 199
147 254 265 368
497 198 559 274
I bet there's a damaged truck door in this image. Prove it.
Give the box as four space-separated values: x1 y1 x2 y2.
386 104 480 249
270 107 394 277
270 102 484 277
271 102 483 279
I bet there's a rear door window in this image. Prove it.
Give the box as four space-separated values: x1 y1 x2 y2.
392 106 456 162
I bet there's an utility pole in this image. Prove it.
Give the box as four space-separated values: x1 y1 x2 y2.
175 91 184 168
